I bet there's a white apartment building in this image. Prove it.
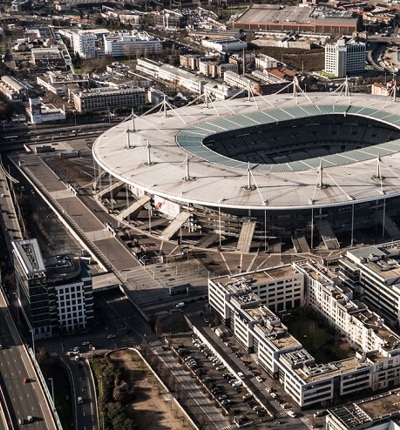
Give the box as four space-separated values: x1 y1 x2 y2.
103 31 161 57
209 260 400 407
73 30 97 59
325 37 366 78
137 58 209 95
223 70 261 93
204 83 241 100
339 242 400 326
12 240 94 337
255 53 279 71
327 389 400 430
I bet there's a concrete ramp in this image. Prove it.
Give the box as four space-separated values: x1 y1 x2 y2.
159 211 191 241
119 195 151 220
97 180 124 199
376 211 400 240
316 220 340 250
236 220 256 253
291 236 310 253
198 233 220 248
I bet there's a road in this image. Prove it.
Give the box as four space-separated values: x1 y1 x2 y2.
0 289 56 430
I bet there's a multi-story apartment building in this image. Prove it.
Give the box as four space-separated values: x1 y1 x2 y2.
72 30 97 59
327 389 400 430
103 31 161 57
71 86 146 113
325 37 366 78
0 75 27 101
223 70 258 92
137 58 209 95
339 242 400 327
209 260 400 408
46 254 94 333
12 239 94 338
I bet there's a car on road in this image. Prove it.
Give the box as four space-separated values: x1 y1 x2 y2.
256 376 263 383
82 341 90 346
27 416 33 423
23 377 29 384
287 410 297 418
176 302 186 308
18 418 24 425
237 372 245 379
107 334 116 339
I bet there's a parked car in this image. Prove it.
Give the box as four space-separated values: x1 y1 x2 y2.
287 410 297 418
237 372 245 379
176 302 186 308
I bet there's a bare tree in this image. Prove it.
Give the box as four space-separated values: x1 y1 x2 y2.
154 318 163 337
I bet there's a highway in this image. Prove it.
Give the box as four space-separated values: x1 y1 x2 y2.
0 289 56 430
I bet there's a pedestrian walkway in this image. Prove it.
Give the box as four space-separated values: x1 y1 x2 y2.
217 425 236 430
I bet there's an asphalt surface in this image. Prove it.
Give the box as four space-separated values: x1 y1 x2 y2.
0 289 56 430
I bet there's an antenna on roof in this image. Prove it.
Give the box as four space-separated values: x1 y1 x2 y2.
372 153 384 181
163 93 167 118
183 154 195 181
392 72 397 102
126 124 131 149
131 108 136 132
145 138 154 165
243 162 256 191
316 160 328 189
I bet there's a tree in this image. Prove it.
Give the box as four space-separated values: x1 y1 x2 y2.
154 317 163 337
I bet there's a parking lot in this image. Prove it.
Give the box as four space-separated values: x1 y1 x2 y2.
167 311 316 429
171 333 278 427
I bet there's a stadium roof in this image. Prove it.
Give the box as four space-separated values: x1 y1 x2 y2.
92 93 400 211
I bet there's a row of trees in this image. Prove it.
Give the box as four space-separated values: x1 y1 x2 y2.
91 357 137 430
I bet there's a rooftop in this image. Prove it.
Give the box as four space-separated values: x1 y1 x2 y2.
93 93 400 212
235 4 358 27
12 239 46 275
330 390 400 428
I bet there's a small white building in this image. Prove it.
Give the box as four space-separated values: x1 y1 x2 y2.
201 37 247 53
103 31 161 57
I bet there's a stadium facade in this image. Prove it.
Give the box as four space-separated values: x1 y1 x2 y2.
92 92 400 250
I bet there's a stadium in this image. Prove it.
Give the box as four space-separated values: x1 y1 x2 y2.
92 91 400 252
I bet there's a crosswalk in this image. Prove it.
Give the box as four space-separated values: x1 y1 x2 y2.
217 426 236 430
275 411 287 418
186 310 203 317
131 340 163 350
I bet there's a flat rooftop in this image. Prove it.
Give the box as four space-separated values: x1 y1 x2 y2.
235 4 357 27
216 264 300 288
93 93 400 211
331 389 400 427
